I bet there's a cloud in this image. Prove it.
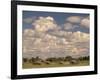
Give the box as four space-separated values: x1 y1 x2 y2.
71 31 89 42
49 30 68 37
66 16 90 29
23 17 36 24
66 16 81 24
23 29 35 36
23 16 90 59
63 22 73 30
80 18 90 28
32 16 57 32
23 28 89 59
46 16 54 21
48 30 89 43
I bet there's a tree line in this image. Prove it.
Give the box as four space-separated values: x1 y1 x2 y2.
23 56 89 65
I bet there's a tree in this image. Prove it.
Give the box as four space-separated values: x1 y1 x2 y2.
46 57 56 62
65 56 73 61
78 56 89 61
23 58 28 63
35 56 41 61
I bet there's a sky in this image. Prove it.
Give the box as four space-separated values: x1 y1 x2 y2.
23 11 89 33
22 10 90 59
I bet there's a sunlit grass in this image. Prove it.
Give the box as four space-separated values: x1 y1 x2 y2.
23 60 89 69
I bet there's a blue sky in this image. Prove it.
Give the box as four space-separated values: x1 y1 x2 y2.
23 11 89 33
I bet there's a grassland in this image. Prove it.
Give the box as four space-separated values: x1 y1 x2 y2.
23 60 89 69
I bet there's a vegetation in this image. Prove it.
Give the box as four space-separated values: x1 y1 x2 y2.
22 56 89 69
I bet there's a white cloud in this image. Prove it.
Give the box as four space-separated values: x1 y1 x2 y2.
32 16 57 32
23 29 35 36
46 16 54 21
23 17 36 24
66 16 81 24
63 22 73 30
49 30 68 37
66 16 90 28
80 18 90 28
23 16 90 59
23 28 89 59
72 31 89 42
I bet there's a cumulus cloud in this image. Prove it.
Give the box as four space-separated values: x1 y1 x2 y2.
64 16 80 31
66 16 90 29
46 16 54 21
66 16 81 24
63 22 73 30
23 29 35 36
23 16 90 59
71 31 89 42
23 28 89 59
23 17 36 24
80 18 90 28
49 30 69 38
63 23 79 31
32 16 57 32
